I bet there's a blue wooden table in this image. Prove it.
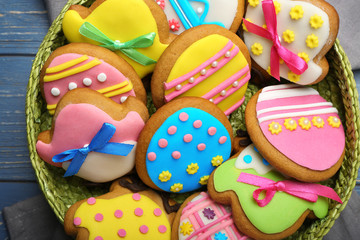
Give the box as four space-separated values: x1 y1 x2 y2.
0 0 359 239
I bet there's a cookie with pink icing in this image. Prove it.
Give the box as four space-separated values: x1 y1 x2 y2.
154 0 244 34
36 88 149 182
245 84 345 182
172 191 249 240
64 175 177 239
40 43 146 114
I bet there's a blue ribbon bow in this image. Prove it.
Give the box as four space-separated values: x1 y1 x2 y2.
52 123 134 177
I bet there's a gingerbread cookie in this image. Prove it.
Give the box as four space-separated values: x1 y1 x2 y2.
208 144 342 239
245 84 345 182
40 43 146 114
136 97 233 193
155 0 245 34
242 0 339 85
64 175 176 239
62 0 175 78
172 192 249 240
36 89 149 182
152 25 251 116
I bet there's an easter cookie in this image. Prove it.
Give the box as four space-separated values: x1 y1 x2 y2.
155 0 245 34
40 43 147 114
36 89 149 182
62 0 175 78
245 84 345 182
242 0 339 85
136 97 233 193
172 191 249 240
151 25 251 116
208 144 342 239
64 175 176 239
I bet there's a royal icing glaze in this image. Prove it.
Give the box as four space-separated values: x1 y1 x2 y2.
62 0 169 78
74 193 171 239
146 108 231 193
256 84 345 171
178 192 248 240
164 35 250 115
213 157 329 234
157 0 239 34
43 53 136 114
243 0 331 85
36 104 145 182
235 144 273 175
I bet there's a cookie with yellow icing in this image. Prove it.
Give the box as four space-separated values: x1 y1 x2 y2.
151 25 251 116
40 43 147 115
243 0 339 85
62 0 176 78
64 175 177 239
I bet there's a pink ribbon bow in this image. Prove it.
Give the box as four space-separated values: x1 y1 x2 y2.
237 172 342 207
243 0 308 80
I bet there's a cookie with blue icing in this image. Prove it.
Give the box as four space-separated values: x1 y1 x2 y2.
136 97 233 193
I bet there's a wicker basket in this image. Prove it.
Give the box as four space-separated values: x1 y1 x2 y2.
26 0 360 238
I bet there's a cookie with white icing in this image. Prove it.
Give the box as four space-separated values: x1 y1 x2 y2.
36 88 149 183
243 0 339 85
40 43 146 115
154 0 245 34
245 84 345 182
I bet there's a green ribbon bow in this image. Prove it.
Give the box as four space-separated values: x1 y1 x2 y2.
79 22 157 66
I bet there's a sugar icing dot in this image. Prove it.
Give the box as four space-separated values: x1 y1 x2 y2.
73 217 81 226
189 77 195 83
254 146 259 153
243 155 252 164
179 112 189 122
167 126 177 135
132 193 141 201
263 158 270 166
225 51 231 58
200 69 207 76
219 136 227 144
139 225 149 234
95 213 103 222
183 134 193 143
154 208 162 216
97 73 107 82
208 127 217 136
51 87 60 97
211 61 218 68
197 7 203 14
197 143 206 151
193 120 202 128
114 210 123 218
175 84 182 91
172 151 181 159
83 78 92 86
158 139 168 148
158 225 167 233
120 96 128 103
134 208 143 216
118 229 127 238
94 236 103 240
148 152 157 161
68 82 77 90
87 197 96 205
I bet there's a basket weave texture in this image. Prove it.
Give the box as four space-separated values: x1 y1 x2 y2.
26 0 360 238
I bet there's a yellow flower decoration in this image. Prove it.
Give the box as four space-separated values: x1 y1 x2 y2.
327 116 341 128
312 116 324 128
199 175 210 185
284 118 297 131
158 171 171 182
289 5 304 20
263 24 267 29
288 71 301 82
266 66 271 75
299 117 311 130
242 18 252 32
268 121 282 135
180 222 193 236
283 30 295 43
251 43 263 56
310 14 324 29
186 163 199 175
298 52 310 63
248 0 259 7
274 1 281 14
170 183 183 193
211 155 224 167
306 34 319 49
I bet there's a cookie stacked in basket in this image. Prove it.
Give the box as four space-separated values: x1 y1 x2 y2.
35 0 345 239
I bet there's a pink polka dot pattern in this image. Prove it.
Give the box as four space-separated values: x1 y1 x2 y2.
167 126 177 135
139 225 149 234
153 208 162 217
158 138 168 148
193 120 202 128
219 136 227 144
208 127 217 136
94 236 103 240
95 213 103 222
197 143 206 151
172 151 181 159
73 217 81 226
87 197 96 205
132 193 141 201
158 225 167 233
183 134 193 143
148 152 157 161
134 208 143 216
118 229 127 238
179 112 189 122
114 210 123 218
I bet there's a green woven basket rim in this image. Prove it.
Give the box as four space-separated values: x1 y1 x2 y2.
26 0 360 239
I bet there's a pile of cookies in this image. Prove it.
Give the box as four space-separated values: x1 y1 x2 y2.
35 0 346 239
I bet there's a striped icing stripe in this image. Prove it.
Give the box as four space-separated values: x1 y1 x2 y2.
257 87 319 102
261 83 301 93
257 102 334 116
45 55 89 74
